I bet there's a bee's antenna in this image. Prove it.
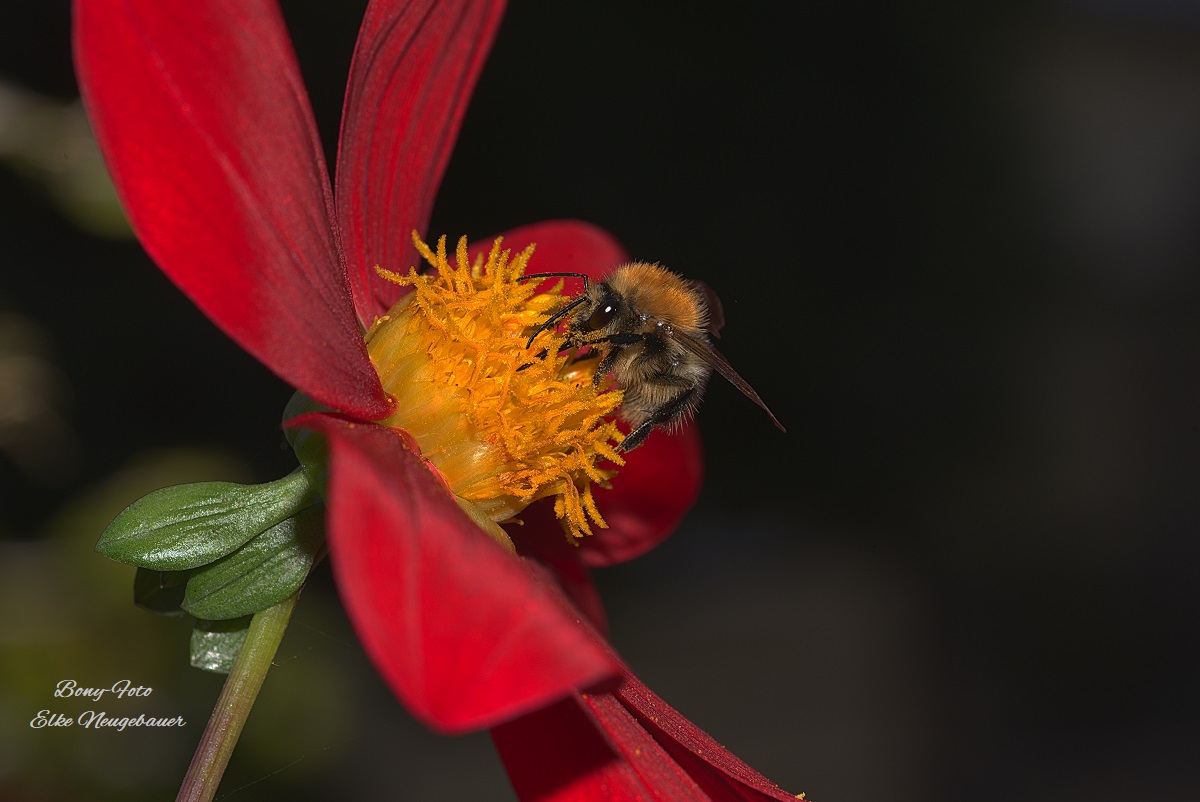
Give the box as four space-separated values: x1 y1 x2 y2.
524 295 589 349
516 271 590 288
518 272 592 349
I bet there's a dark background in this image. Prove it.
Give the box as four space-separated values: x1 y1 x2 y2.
3 1 1200 800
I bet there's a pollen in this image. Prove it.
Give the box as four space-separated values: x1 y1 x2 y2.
366 233 625 545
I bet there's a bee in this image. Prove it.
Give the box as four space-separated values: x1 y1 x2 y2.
523 262 786 451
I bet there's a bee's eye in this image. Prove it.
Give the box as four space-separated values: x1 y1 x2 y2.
585 302 617 331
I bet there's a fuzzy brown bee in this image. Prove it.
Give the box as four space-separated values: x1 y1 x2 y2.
524 262 785 450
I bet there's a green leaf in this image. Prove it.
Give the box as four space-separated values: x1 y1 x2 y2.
133 568 191 616
190 617 251 674
181 506 324 620
97 469 315 570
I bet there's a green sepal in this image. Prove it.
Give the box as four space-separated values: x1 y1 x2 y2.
181 506 324 620
282 391 330 494
190 617 251 674
133 568 192 616
97 469 315 570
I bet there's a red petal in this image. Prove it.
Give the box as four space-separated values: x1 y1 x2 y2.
73 0 390 420
612 671 800 801
492 694 705 802
468 219 629 289
292 413 618 732
518 422 703 571
577 423 704 568
508 503 609 635
489 581 797 802
493 669 798 801
337 0 506 323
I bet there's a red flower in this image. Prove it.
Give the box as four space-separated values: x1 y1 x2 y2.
75 0 797 798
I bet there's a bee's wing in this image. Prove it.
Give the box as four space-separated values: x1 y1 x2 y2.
675 333 786 432
687 280 725 338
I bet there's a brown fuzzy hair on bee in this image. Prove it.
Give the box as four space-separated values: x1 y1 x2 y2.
603 263 709 334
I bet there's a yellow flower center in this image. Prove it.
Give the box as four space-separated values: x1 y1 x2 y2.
366 233 625 549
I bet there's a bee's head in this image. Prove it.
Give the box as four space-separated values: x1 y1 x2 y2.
567 281 634 344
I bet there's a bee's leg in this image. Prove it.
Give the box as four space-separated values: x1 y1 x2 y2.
593 346 622 387
620 383 696 452
600 333 645 347
515 348 550 372
588 332 645 387
620 421 656 452
518 344 603 374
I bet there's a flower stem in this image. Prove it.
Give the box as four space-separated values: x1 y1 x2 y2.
176 592 300 802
